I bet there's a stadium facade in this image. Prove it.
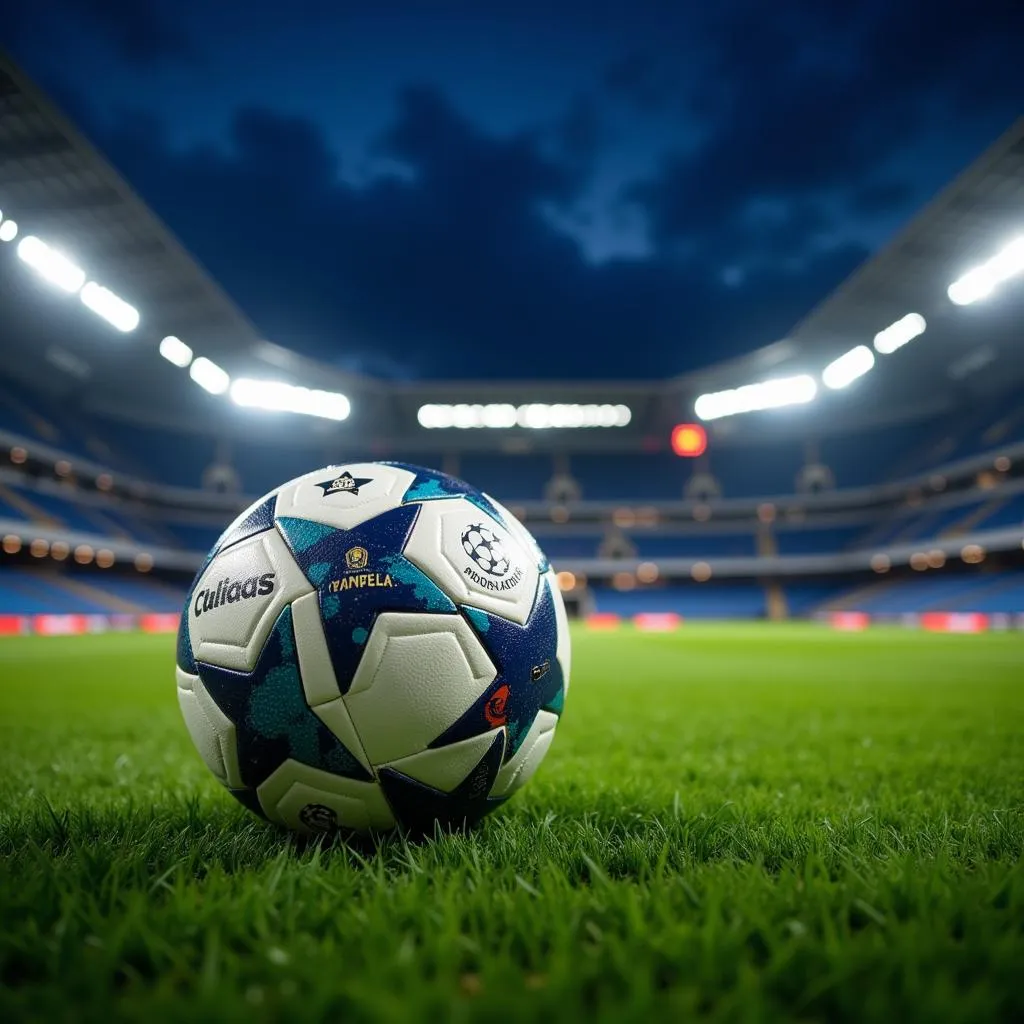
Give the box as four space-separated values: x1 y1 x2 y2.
1 51 1023 633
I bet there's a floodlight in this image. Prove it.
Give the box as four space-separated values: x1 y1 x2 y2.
694 375 817 421
0 218 16 242
159 336 193 368
16 236 85 293
80 282 139 332
230 378 350 420
416 402 630 428
948 236 1024 305
873 313 926 354
822 345 875 389
189 356 230 395
417 404 446 428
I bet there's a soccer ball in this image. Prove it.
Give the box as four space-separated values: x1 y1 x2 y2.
175 462 570 834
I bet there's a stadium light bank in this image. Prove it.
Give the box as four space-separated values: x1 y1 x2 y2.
5 206 348 421
230 378 351 421
11 232 140 332
698 310 926 420
417 403 632 429
166 349 350 421
694 375 817 421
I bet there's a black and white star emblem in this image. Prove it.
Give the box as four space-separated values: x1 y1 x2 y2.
317 471 372 497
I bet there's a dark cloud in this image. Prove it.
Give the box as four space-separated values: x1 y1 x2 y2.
9 0 193 66
85 87 862 380
87 0 191 63
603 52 672 113
850 181 915 218
630 0 1024 257
7 0 1021 380
550 95 604 166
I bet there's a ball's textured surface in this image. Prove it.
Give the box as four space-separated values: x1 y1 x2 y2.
175 462 570 834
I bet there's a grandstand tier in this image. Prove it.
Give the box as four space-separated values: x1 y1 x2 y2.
1 52 1023 624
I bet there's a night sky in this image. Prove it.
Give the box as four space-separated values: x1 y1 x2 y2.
4 1 1023 380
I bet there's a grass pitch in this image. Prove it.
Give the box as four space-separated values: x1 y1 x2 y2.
0 624 1022 1023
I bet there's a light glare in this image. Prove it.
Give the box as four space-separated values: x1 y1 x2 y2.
694 375 817 421
873 313 926 354
417 403 631 429
948 236 1024 305
0 219 17 242
822 345 875 390
16 235 86 293
80 282 139 332
230 378 350 421
159 336 194 367
189 356 231 395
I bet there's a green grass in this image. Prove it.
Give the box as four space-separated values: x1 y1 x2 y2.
1 624 1022 1023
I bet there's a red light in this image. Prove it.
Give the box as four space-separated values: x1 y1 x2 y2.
671 423 707 458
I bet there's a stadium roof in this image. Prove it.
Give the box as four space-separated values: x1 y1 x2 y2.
0 53 265 359
1 47 1022 451
682 117 1024 400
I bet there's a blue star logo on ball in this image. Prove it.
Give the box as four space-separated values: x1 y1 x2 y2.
318 471 372 497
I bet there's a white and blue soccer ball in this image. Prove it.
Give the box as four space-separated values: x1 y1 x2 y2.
175 462 570 834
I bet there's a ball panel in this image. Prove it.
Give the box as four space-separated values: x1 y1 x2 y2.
276 504 456 697
215 492 279 553
429 579 563 760
382 462 509 527
343 611 497 765
187 528 312 673
274 463 416 532
485 494 550 574
377 730 506 833
491 710 558 798
311 696 372 775
403 497 540 625
381 728 503 792
176 666 242 788
256 759 395 833
196 605 373 792
291 590 340 707
291 590 374 772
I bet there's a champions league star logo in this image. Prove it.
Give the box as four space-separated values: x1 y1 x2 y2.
461 523 511 578
317 471 372 497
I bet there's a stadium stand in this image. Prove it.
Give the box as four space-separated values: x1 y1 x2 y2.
591 584 768 619
1 55 1022 628
823 571 1024 616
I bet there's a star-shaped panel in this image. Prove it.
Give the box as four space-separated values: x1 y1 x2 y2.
378 730 507 833
383 461 509 527
276 503 457 695
317 471 373 497
196 605 372 793
216 493 279 551
430 577 565 761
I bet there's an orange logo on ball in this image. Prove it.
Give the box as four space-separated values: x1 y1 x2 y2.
484 684 510 727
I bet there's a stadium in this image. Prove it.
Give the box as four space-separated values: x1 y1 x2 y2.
1 47 1022 1022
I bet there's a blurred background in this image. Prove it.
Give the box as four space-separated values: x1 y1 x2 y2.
1 1 1023 637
